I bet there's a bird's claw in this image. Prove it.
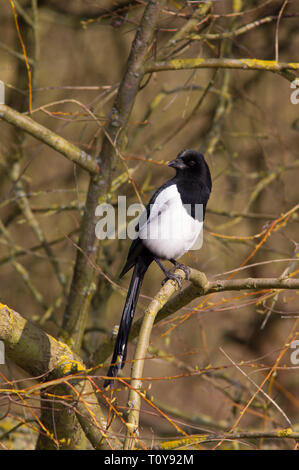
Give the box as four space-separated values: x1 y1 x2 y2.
171 262 190 280
161 272 183 289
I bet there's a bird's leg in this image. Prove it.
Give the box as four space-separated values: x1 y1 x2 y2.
154 258 183 289
169 259 191 280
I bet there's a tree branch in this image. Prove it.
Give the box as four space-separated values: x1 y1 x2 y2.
122 267 299 448
188 15 296 41
0 302 119 449
124 269 186 449
145 57 299 78
158 429 298 449
93 268 299 370
0 104 99 174
116 267 299 448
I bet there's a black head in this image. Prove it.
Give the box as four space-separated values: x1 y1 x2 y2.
168 149 212 189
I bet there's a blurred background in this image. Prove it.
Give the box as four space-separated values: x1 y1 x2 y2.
0 0 298 449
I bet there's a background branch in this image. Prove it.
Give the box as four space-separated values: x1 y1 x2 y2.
0 104 99 174
145 58 299 79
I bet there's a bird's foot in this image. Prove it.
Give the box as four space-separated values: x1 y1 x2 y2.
154 257 187 289
169 260 191 280
161 271 183 289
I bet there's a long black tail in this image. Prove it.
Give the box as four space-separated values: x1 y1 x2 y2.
104 257 150 388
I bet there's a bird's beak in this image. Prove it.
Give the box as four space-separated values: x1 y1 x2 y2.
168 158 187 170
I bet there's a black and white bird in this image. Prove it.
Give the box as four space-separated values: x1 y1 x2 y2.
104 149 212 387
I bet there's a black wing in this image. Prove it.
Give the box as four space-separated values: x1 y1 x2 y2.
119 178 176 278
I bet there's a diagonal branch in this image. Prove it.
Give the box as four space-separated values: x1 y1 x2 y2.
0 104 99 174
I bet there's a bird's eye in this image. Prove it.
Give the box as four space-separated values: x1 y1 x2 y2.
188 160 196 166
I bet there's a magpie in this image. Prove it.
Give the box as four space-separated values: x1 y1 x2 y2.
104 149 212 388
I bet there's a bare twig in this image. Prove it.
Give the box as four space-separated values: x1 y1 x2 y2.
275 1 289 62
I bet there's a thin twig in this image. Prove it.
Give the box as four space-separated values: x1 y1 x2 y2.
275 1 288 63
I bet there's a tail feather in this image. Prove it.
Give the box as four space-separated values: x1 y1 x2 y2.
104 258 149 388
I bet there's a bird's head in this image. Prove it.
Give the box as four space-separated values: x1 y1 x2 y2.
168 149 211 187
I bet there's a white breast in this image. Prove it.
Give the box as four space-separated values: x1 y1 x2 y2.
138 185 203 260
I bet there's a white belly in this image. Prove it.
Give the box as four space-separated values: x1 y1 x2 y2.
138 185 203 260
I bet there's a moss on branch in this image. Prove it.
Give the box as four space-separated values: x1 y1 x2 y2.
145 57 299 78
0 302 117 449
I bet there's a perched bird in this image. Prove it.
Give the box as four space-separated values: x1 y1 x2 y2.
104 149 212 387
